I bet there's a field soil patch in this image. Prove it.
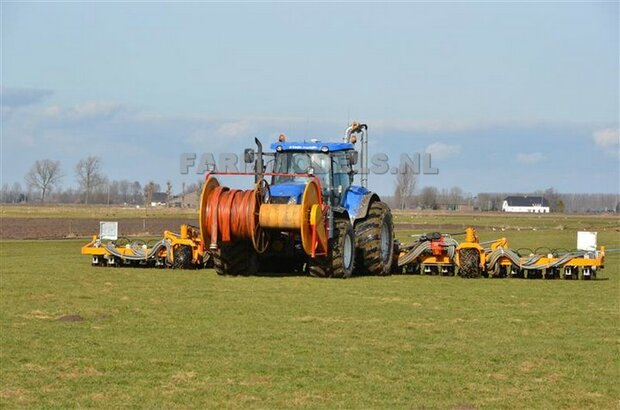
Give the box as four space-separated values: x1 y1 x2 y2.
0 217 199 239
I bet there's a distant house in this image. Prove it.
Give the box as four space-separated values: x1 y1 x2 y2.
439 203 475 212
502 196 550 213
169 190 199 208
150 192 168 207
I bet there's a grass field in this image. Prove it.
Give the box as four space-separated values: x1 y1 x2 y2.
1 213 619 408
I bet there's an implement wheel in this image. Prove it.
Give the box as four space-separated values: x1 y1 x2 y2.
213 241 258 276
308 217 355 279
354 201 394 276
172 245 193 269
459 248 481 278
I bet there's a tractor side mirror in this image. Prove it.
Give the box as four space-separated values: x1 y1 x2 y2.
244 148 255 164
348 151 359 165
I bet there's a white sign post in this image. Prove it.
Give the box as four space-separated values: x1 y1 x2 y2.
99 221 118 240
577 231 597 252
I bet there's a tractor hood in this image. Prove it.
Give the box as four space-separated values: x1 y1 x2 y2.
270 182 306 203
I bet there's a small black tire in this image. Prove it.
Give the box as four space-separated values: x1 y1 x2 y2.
172 245 193 269
458 248 481 278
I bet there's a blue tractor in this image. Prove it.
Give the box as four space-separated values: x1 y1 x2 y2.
203 122 394 278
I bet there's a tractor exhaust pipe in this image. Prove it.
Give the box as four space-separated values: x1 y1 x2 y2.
255 137 264 183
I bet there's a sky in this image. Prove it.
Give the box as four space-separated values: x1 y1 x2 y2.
1 2 619 197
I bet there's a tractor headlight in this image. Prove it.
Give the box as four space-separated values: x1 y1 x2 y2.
320 146 329 153
288 196 297 205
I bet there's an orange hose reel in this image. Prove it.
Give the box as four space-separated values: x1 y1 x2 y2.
199 176 328 257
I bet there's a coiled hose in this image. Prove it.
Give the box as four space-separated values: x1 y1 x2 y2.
104 239 173 264
398 237 458 267
486 247 588 271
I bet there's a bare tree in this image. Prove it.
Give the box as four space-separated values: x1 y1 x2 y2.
556 199 565 213
543 187 560 211
166 181 173 207
131 181 142 204
25 159 63 202
394 166 417 210
1 182 26 203
119 180 130 203
449 186 462 201
108 180 119 205
144 181 156 207
448 186 463 209
75 156 105 204
419 186 439 210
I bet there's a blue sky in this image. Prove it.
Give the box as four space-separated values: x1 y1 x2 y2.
2 2 618 196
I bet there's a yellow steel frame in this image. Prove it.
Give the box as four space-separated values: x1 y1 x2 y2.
81 224 205 265
401 226 605 276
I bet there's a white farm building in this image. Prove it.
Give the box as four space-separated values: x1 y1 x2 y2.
502 196 550 213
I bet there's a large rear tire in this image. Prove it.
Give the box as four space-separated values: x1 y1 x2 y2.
354 201 394 276
213 241 258 276
308 217 355 279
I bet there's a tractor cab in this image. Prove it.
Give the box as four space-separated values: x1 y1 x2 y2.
269 140 357 207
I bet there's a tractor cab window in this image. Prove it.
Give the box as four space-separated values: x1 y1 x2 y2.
273 152 331 198
332 151 352 205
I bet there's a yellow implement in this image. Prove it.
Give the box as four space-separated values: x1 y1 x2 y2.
81 224 207 268
398 227 606 280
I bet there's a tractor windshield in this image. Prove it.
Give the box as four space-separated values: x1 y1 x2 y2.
272 152 331 192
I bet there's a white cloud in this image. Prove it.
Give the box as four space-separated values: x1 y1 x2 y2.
0 86 53 107
516 152 545 164
425 142 461 159
73 100 122 118
217 120 254 138
42 100 124 123
375 119 478 134
593 128 619 148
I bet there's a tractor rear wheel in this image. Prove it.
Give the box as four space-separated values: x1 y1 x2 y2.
458 248 481 278
308 217 355 278
172 245 193 269
354 201 394 276
213 241 258 276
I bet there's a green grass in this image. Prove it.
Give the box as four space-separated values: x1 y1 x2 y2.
1 227 619 408
392 210 620 232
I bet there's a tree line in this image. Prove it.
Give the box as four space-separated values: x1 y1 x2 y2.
393 167 619 213
3 157 618 213
1 157 204 206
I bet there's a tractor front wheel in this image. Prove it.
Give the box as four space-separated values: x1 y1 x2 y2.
308 217 355 279
354 201 394 276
